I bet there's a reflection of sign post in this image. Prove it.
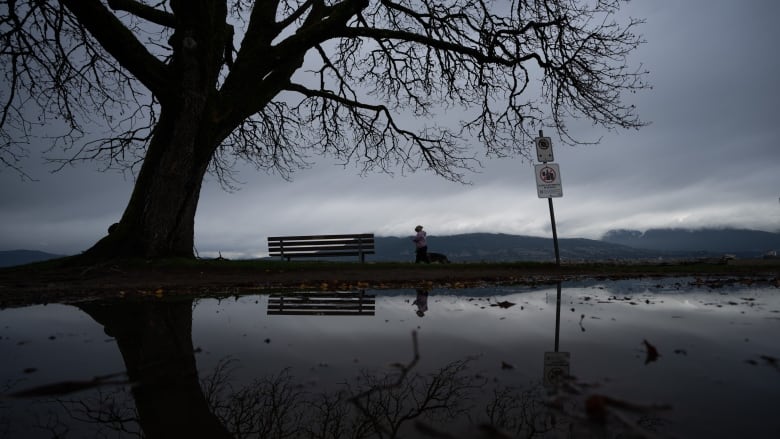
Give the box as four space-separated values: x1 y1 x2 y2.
534 163 562 198
543 351 570 388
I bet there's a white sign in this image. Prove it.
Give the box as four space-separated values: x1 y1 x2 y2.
543 351 570 388
534 163 563 198
535 136 554 162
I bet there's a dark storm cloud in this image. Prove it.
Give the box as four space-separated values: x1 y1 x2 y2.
1 0 778 257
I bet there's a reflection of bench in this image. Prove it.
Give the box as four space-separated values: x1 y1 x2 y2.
267 233 375 263
267 291 376 316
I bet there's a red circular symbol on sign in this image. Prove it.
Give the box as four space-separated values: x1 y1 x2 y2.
540 166 557 183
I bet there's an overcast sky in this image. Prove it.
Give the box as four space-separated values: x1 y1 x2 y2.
1 0 779 258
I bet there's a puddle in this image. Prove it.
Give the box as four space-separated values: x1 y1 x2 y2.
1 279 779 438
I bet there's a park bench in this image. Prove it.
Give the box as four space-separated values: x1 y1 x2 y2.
267 291 376 316
267 233 375 263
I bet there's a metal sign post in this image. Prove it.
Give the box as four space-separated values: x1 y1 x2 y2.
548 198 561 266
534 130 561 266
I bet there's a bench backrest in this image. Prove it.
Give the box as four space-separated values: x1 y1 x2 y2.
267 233 375 262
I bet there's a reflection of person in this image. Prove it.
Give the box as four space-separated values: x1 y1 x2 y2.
412 225 429 263
413 289 429 317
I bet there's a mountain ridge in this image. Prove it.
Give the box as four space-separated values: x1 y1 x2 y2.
0 249 66 268
375 228 779 262
601 227 780 254
3 228 778 266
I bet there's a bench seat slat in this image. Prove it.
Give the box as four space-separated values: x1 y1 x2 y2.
267 234 373 242
268 293 375 301
268 299 375 306
268 310 375 316
268 243 374 251
268 244 374 251
268 304 376 312
268 297 375 303
267 251 375 258
267 249 375 255
268 237 374 244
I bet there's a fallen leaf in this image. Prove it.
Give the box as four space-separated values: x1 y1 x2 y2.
491 300 515 309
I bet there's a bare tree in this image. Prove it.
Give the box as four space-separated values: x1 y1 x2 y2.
0 0 648 259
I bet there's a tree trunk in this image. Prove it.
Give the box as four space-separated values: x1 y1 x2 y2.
79 3 233 261
78 300 233 439
83 106 215 260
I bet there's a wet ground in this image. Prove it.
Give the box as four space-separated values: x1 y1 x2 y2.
1 278 779 438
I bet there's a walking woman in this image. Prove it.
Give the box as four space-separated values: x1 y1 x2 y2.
412 225 429 263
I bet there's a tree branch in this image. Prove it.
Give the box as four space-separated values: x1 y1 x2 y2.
285 82 477 182
106 0 176 28
61 0 169 95
339 26 544 67
277 0 317 30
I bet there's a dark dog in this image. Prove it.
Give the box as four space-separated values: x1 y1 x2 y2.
427 252 451 264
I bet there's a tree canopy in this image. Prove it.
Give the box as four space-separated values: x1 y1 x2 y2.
0 0 648 259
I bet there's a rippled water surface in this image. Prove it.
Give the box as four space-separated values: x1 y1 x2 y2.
1 278 779 438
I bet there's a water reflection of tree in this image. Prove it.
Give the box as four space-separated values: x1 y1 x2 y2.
62 299 665 439
200 357 487 438
69 299 564 438
485 386 558 438
56 387 140 437
78 300 232 438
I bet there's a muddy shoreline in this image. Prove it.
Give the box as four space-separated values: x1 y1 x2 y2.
1 259 778 307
